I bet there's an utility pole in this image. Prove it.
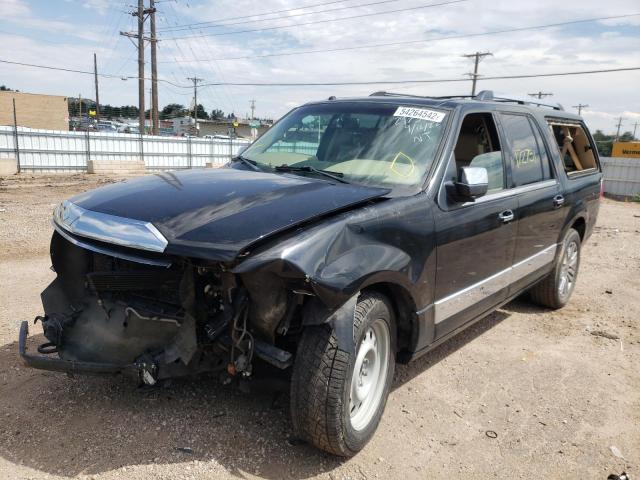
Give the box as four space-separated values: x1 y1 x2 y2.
120 1 155 134
250 99 256 119
93 53 100 123
632 122 639 140
572 103 589 116
463 51 492 96
187 77 203 134
149 0 159 135
78 93 82 118
614 117 624 142
136 0 145 133
528 91 553 100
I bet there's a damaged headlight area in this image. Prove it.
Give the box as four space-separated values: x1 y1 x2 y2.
20 231 296 385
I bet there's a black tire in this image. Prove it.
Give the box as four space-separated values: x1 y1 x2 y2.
290 292 396 456
529 228 581 309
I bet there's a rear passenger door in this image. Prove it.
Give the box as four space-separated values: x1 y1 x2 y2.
497 113 565 294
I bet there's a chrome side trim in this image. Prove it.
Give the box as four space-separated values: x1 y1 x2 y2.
464 179 558 206
510 244 558 282
416 303 434 316
432 244 557 324
53 200 168 253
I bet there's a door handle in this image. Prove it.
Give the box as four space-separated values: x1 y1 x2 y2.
498 209 514 223
553 195 565 208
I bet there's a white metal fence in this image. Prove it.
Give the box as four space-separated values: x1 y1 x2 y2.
0 126 251 172
601 156 640 199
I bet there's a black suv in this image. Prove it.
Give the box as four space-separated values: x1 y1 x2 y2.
20 91 601 456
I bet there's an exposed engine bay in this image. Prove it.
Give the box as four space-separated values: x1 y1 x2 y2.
29 231 299 385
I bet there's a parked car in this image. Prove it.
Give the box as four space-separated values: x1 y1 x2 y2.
20 91 601 456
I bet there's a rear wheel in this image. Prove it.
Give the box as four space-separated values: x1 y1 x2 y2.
290 292 395 456
529 228 581 309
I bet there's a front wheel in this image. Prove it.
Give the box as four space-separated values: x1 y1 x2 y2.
290 292 395 456
529 228 581 309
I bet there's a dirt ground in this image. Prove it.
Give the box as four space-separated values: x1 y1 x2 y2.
0 174 638 480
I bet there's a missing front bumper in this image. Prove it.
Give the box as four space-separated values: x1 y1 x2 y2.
18 320 145 380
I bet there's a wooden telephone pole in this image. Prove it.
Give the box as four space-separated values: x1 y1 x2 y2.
463 51 492 96
149 0 159 135
572 103 589 116
93 53 100 123
528 91 553 99
120 0 157 134
187 77 204 133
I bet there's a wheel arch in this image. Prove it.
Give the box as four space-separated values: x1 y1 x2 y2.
360 281 419 362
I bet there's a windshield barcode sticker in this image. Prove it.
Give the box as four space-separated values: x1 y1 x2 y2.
393 106 445 123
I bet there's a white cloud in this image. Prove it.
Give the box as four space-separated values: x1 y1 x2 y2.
1 0 639 132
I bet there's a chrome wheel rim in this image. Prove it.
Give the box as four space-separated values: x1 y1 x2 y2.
349 318 390 431
558 240 579 298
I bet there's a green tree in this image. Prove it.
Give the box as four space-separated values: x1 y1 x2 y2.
160 103 187 119
592 129 613 157
194 104 209 120
210 108 225 120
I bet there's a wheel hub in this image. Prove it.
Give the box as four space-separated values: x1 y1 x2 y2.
349 319 390 431
558 240 578 298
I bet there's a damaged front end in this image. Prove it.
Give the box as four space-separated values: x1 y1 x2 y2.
20 230 293 385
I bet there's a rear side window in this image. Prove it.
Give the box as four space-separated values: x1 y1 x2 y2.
548 122 598 175
500 114 552 186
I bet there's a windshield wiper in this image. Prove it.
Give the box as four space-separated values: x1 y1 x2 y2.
231 155 262 172
274 165 350 184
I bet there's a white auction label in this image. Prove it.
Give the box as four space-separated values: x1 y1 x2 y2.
393 106 445 123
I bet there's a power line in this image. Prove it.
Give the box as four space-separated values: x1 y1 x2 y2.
158 0 469 40
156 0 355 31
195 66 640 87
2 58 638 88
157 0 403 32
158 13 640 64
0 58 192 88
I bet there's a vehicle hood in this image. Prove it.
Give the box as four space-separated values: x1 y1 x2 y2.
67 167 389 261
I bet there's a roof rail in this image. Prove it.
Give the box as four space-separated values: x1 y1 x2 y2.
489 92 564 111
369 91 434 99
368 90 564 110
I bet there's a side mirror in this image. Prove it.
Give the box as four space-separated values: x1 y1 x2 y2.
454 166 488 200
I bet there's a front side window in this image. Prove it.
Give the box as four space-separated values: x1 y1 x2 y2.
241 103 449 188
451 112 505 193
500 114 552 186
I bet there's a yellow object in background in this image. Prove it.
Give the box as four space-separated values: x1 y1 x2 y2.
612 142 640 159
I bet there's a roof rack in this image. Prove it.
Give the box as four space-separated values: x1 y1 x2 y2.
483 91 564 111
369 91 434 100
368 90 564 111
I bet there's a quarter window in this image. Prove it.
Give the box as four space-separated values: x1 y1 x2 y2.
500 114 552 186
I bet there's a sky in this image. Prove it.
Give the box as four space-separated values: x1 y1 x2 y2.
1 0 639 134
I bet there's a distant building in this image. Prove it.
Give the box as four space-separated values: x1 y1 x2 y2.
197 118 271 138
0 91 69 131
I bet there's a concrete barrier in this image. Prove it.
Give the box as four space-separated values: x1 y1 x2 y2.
87 159 146 175
0 157 17 175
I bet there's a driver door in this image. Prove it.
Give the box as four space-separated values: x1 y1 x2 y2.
433 112 517 338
